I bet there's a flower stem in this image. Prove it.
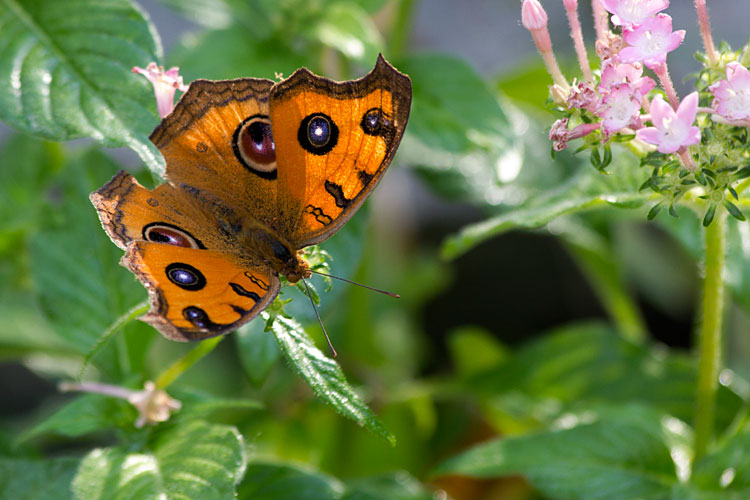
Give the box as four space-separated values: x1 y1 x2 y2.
155 336 224 389
693 210 726 463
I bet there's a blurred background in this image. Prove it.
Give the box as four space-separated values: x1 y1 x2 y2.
2 1 750 499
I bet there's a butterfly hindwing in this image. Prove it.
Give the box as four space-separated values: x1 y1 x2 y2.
269 55 412 247
124 241 280 341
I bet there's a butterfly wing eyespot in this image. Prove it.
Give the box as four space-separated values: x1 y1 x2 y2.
269 55 412 248
143 222 204 249
165 262 206 290
232 114 277 179
298 113 339 155
123 241 281 341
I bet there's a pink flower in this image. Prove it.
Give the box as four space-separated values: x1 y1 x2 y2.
637 92 701 154
596 84 643 135
599 59 655 98
619 14 685 70
567 81 600 112
549 118 599 151
599 0 669 27
709 62 750 125
133 62 189 118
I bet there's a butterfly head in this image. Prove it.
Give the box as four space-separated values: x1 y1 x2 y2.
243 228 310 283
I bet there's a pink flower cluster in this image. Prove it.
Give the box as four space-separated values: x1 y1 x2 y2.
523 0 706 160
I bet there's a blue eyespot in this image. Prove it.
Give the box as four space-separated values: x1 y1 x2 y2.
166 263 206 291
298 113 338 155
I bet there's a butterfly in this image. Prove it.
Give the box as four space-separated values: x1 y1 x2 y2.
91 55 412 341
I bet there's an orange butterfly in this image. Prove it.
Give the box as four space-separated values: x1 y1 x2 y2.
91 56 412 341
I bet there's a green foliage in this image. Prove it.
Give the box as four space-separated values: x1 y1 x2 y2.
1 1 749 499
0 0 165 173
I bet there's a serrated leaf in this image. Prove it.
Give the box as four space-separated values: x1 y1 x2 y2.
270 314 395 445
0 456 80 500
0 0 165 173
72 420 245 500
434 405 680 500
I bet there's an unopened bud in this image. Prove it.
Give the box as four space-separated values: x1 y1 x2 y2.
522 0 548 31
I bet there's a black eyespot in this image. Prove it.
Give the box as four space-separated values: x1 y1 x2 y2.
183 306 209 328
232 114 277 179
166 263 206 291
360 108 383 135
143 222 204 249
298 113 338 155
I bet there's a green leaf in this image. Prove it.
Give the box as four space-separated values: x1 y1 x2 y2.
238 462 342 500
270 314 395 445
72 420 245 500
20 394 129 443
466 323 744 433
343 472 439 500
0 456 80 500
0 0 165 173
0 134 61 237
434 405 681 500
690 426 750 499
236 318 282 386
171 25 307 82
238 463 437 500
659 211 750 317
310 3 383 63
28 149 153 375
441 154 652 259
397 53 509 156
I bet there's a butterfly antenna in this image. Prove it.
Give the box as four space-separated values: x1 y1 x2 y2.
309 270 400 298
302 278 337 357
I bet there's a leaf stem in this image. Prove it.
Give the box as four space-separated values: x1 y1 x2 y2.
78 300 149 380
155 336 223 389
693 210 726 463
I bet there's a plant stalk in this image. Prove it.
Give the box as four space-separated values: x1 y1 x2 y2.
155 336 223 389
693 210 726 463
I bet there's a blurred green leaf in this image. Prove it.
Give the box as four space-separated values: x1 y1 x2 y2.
467 323 744 433
0 456 80 500
398 53 509 156
0 134 61 238
28 149 153 375
171 26 307 82
270 314 395 445
448 326 508 377
20 394 130 443
343 472 439 500
441 153 653 259
236 319 281 387
310 3 382 63
658 210 750 316
0 0 165 174
238 463 438 500
72 420 245 500
690 425 750 499
434 405 682 500
238 462 342 500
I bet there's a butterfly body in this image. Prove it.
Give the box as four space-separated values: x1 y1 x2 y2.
92 56 411 341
